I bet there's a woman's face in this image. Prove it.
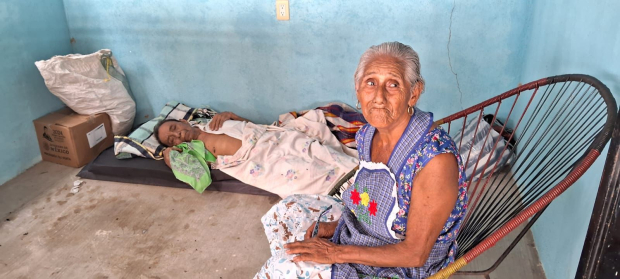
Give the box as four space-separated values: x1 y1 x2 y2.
356 55 420 130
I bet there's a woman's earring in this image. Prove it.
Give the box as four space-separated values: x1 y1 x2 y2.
407 106 414 116
356 101 361 110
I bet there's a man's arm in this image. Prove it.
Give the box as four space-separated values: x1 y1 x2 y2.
162 147 181 168
209 111 249 131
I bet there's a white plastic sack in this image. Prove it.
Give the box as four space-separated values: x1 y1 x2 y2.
35 49 136 136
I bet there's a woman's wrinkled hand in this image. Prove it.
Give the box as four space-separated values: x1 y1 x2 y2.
304 221 338 239
284 237 340 264
209 111 239 131
162 147 181 168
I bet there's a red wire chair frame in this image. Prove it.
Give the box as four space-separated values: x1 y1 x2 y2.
428 74 617 278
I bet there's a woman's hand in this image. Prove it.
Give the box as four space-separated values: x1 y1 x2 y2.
284 237 340 264
209 111 247 131
162 147 181 168
304 221 338 239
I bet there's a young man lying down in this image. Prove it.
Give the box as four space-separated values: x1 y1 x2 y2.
154 110 359 197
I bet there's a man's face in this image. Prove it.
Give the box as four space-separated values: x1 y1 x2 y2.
157 121 200 147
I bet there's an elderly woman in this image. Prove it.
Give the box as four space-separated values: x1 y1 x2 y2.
254 42 468 279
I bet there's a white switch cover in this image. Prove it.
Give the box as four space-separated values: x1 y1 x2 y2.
276 0 289 21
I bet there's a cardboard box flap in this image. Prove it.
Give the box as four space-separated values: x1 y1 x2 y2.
51 107 74 116
33 112 69 126
34 107 99 128
54 114 96 128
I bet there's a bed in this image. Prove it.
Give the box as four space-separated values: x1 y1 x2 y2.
77 147 277 196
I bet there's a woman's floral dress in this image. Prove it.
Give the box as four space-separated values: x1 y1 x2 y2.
255 108 468 279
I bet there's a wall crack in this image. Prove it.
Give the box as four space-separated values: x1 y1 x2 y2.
447 0 464 109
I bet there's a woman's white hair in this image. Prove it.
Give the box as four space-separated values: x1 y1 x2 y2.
354 42 425 94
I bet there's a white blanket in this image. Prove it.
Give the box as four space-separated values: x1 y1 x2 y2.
210 110 359 198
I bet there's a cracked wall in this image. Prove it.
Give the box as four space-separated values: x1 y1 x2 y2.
61 0 532 124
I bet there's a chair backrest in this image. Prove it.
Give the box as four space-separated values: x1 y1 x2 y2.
434 74 617 259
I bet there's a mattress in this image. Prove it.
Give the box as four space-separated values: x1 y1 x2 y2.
77 147 276 196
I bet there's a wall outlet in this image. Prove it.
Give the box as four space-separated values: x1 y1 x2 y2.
276 0 289 21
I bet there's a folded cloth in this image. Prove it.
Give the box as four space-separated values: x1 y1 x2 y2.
114 101 216 159
277 102 366 149
169 140 216 193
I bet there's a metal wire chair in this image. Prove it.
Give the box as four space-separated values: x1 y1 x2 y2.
429 74 617 279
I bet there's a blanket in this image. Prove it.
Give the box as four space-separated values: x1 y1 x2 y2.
115 102 364 160
277 103 366 149
213 110 359 198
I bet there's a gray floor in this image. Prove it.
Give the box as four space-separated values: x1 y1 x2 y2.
0 162 546 279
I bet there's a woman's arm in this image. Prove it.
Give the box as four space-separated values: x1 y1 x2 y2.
285 153 459 267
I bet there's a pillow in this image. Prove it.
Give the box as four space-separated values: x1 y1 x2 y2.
114 101 216 159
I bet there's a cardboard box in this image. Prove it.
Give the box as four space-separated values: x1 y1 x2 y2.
33 107 114 168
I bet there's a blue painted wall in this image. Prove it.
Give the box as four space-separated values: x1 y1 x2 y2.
520 1 620 278
7 2 616 277
62 0 531 125
0 1 72 185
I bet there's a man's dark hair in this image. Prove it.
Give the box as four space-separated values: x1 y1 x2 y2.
153 119 181 145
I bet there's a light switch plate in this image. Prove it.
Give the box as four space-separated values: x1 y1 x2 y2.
276 0 289 21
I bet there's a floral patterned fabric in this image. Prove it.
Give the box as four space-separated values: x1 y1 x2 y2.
169 140 216 193
391 127 469 246
211 110 359 198
254 195 344 279
355 116 469 264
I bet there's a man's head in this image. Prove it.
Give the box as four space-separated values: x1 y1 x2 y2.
154 119 202 147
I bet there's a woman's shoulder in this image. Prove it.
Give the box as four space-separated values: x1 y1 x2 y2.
421 126 459 155
403 126 463 180
355 123 373 143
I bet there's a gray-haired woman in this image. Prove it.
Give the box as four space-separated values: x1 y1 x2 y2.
255 42 468 279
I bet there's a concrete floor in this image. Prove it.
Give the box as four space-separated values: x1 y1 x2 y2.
0 162 546 279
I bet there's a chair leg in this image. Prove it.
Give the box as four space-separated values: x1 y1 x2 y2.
455 207 548 278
